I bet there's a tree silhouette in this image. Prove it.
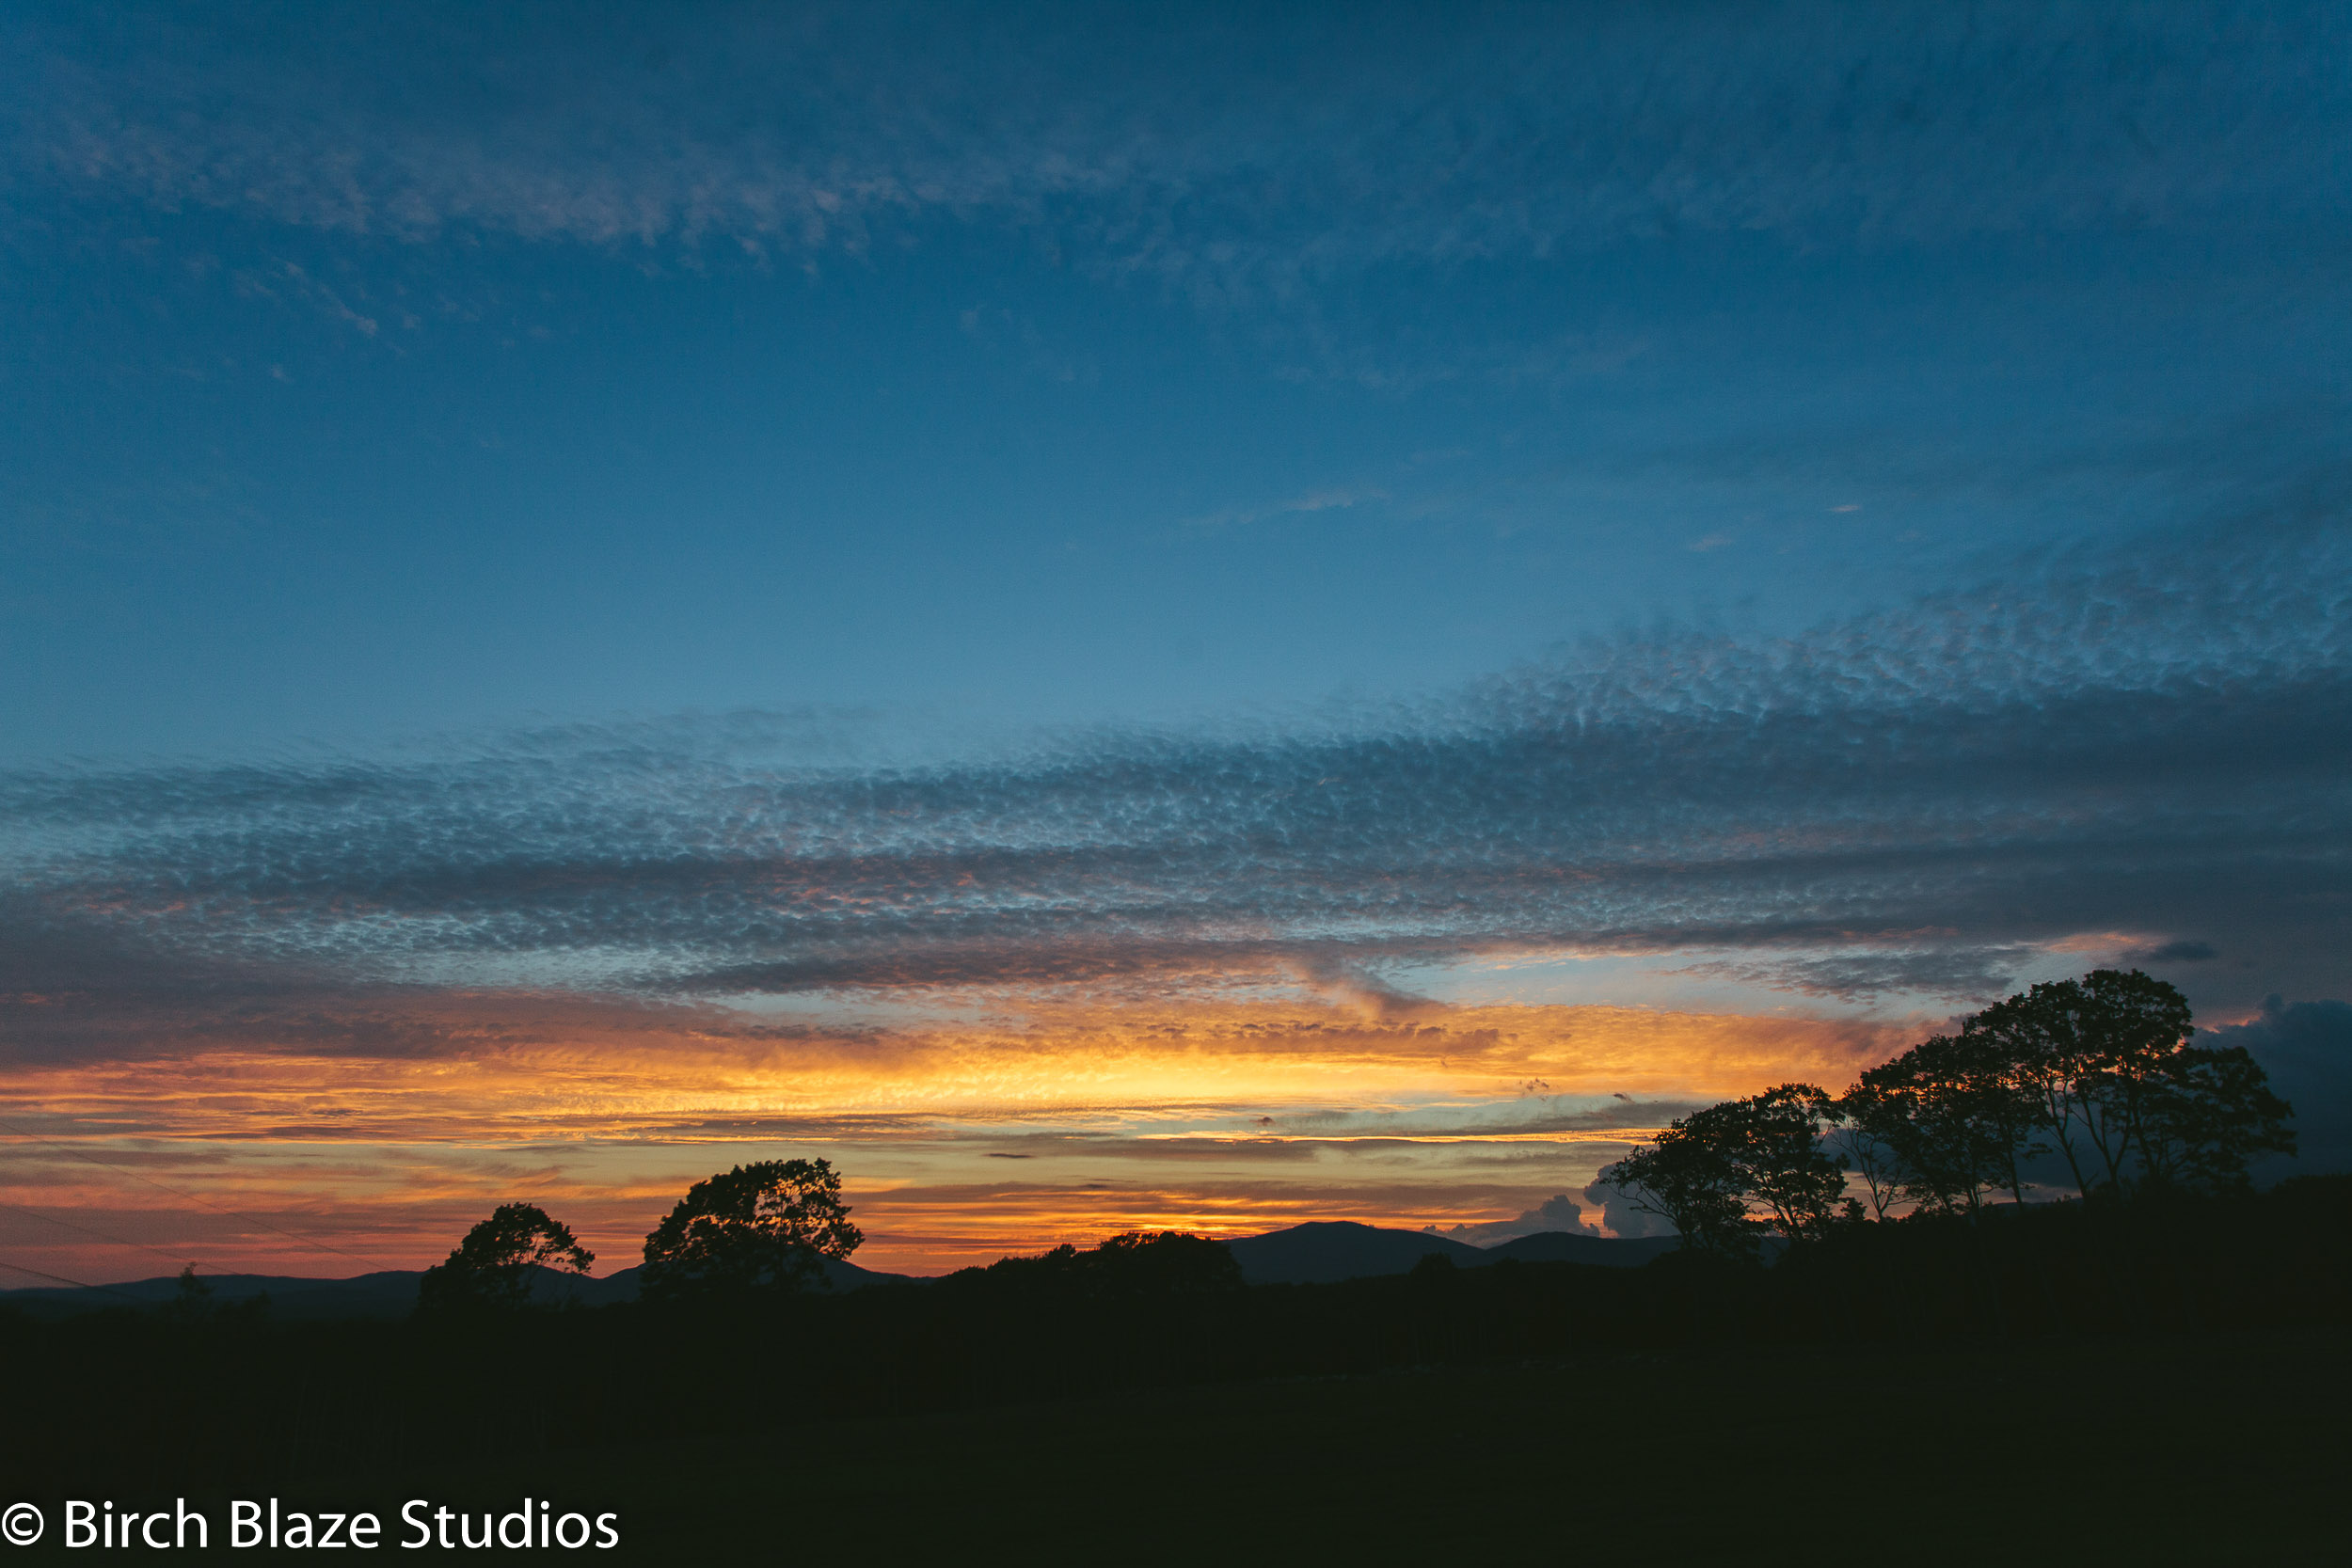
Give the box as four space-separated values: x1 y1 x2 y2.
1830 1078 1915 1221
1848 1033 2042 1214
1964 970 2291 1196
1820 970 2297 1217
1963 969 2191 1196
1600 1125 1756 1257
959 1230 1243 1304
2136 1043 2296 1192
640 1159 863 1302
1088 1230 1245 1296
418 1202 595 1315
162 1263 215 1323
1605 1084 1849 1256
1708 1084 1850 1243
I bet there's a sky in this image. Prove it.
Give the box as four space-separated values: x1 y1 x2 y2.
3 0 2348 1282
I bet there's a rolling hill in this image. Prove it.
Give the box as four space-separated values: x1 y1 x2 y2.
1 1225 1678 1316
1224 1221 1677 1284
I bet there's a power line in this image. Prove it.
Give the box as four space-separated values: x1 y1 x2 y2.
0 1117 390 1271
0 1255 145 1299
0 1198 207 1274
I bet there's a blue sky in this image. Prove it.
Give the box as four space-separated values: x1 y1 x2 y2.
2 2 2347 1275
8 2 2344 759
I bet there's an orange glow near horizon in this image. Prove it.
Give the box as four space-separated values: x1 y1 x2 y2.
0 993 1919 1283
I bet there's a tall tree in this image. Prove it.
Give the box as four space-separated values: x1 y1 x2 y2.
641 1159 864 1302
1963 969 2290 1196
419 1203 595 1315
1851 1033 2041 1213
1603 1084 1847 1253
1598 1133 1756 1258
1702 1085 1851 1244
1832 1078 1919 1220
162 1262 216 1323
1963 969 2190 1196
2135 1044 2296 1193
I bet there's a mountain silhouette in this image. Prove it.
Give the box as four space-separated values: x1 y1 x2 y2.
2 1227 1679 1315
0 1256 908 1320
1222 1221 1674 1285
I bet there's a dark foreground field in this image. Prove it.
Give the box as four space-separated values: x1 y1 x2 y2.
8 1183 2348 1563
6 1330 2343 1563
453 1329 2348 1564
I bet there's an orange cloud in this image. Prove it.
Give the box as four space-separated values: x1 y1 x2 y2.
0 993 1915 1281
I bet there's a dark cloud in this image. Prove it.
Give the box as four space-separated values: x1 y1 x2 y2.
1582 1175 1674 1241
2 527 2347 1056
1677 947 2041 1004
1428 1192 1598 1247
2134 940 2219 964
2205 997 2352 1176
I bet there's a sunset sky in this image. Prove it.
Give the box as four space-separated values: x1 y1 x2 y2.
4 1 2348 1282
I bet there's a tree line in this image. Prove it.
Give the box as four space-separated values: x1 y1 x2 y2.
20 1174 2350 1507
418 968 2298 1310
417 1156 865 1315
1598 968 2296 1258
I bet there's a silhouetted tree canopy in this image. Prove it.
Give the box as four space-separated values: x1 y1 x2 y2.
1963 970 2292 1196
1089 1230 1245 1295
1712 1085 1850 1243
162 1263 215 1323
2136 1043 2296 1192
1830 1076 1915 1222
952 1230 1243 1301
418 1202 595 1315
1613 970 2299 1256
1603 1083 1847 1257
640 1158 863 1302
1601 1123 1756 1258
1844 1033 2041 1214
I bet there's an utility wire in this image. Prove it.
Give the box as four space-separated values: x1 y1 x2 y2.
0 1117 389 1271
0 1255 145 1299
0 1197 208 1273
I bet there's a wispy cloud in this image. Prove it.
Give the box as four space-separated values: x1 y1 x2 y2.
5 522 2344 1054
0 990 1877 1273
1672 946 2044 1005
1184 485 1387 531
9 1 2344 287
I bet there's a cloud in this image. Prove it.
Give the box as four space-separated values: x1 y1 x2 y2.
1582 1175 1674 1241
3 522 2346 1055
1184 486 1387 531
2131 939 2219 963
8 1 2345 289
1426 1191 1598 1246
2204 997 2352 1176
1674 947 2042 1004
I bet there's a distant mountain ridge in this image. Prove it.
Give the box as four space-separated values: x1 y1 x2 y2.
2 1224 1677 1317
1481 1229 1682 1267
0 1256 907 1321
1224 1222 1677 1285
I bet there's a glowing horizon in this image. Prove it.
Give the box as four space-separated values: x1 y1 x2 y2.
0 992 1921 1279
5 3 2347 1291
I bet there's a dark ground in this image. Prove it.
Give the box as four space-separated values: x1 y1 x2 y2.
545 1330 2350 1563
8 1187 2347 1563
11 1328 2317 1564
